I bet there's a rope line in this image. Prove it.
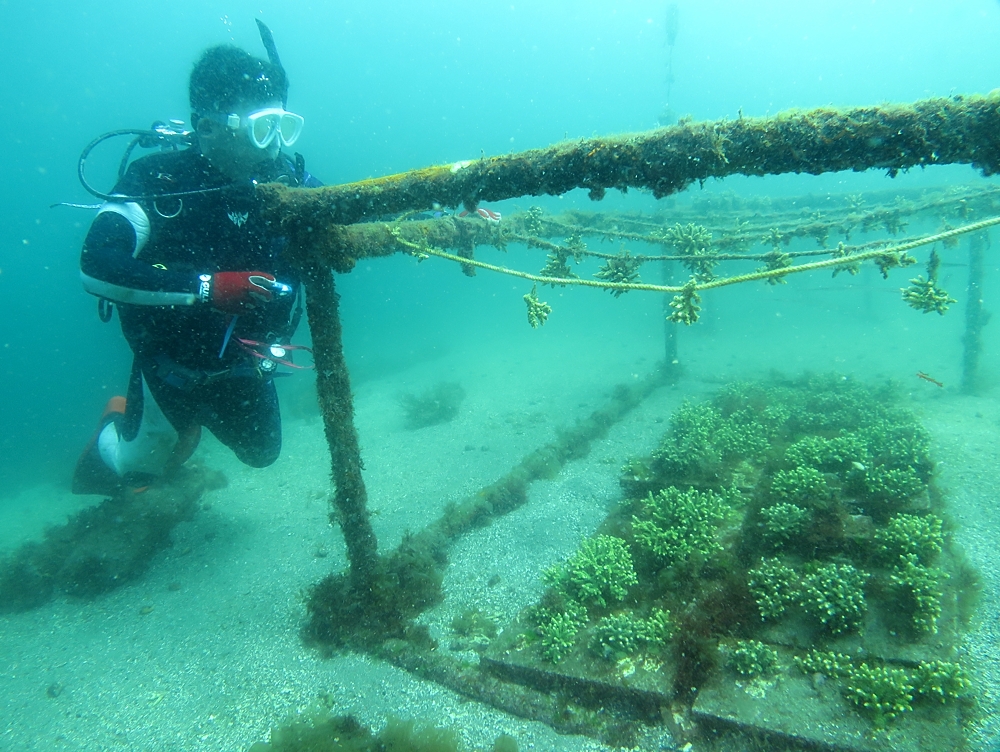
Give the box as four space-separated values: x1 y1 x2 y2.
390 215 1000 295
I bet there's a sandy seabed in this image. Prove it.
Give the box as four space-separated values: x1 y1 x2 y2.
3 285 1000 752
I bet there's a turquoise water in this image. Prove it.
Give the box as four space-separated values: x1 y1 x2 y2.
3 2 1000 749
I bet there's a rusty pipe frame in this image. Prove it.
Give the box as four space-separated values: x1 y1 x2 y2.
261 93 1000 272
290 92 1000 635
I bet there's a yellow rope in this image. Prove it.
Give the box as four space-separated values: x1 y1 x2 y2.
508 231 908 263
391 214 1000 295
698 213 1000 290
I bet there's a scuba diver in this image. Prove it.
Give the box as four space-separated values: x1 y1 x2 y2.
73 23 320 495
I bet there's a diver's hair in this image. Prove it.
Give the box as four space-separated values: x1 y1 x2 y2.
189 45 288 116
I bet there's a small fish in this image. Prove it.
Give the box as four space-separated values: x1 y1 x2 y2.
916 371 944 388
458 207 502 224
851 461 867 472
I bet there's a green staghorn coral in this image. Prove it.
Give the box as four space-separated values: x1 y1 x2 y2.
784 434 867 473
714 380 771 410
761 403 792 429
724 639 779 678
796 652 970 727
667 278 702 324
539 375 966 731
523 285 552 328
856 418 932 475
711 413 771 461
850 465 926 512
589 612 645 661
799 561 869 635
875 513 944 565
661 222 712 255
588 608 675 661
790 375 897 434
759 502 810 545
902 274 956 314
650 400 721 476
539 250 578 286
651 399 768 480
794 649 854 679
564 231 587 262
747 558 800 621
770 466 828 506
523 205 544 234
536 601 588 664
842 662 915 727
660 222 716 281
594 249 641 295
640 607 676 645
888 553 946 634
543 535 637 608
631 486 733 569
912 660 971 703
902 251 956 315
757 250 793 285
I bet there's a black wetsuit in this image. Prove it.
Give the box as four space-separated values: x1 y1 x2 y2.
80 147 319 468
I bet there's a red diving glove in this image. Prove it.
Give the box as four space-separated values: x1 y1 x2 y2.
197 271 276 312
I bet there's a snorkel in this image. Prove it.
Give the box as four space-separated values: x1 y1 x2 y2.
255 19 287 106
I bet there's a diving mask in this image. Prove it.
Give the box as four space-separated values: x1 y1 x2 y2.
225 107 305 150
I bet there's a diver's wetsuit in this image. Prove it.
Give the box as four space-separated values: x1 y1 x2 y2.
80 147 319 476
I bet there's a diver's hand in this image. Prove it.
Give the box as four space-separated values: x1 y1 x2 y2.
197 271 276 312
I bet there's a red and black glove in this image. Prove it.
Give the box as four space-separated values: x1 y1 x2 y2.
197 271 276 313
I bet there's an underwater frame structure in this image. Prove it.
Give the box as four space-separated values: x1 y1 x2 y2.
259 92 996 750
6 92 1000 750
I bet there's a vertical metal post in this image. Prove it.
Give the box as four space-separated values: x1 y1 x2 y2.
961 231 988 394
304 266 379 590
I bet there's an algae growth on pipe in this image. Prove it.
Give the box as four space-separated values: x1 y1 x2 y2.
259 92 1000 244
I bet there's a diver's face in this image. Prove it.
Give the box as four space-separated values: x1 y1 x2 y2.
197 99 281 179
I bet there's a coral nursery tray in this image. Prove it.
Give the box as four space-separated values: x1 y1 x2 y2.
692 646 964 752
471 377 975 746
754 545 965 669
483 616 675 722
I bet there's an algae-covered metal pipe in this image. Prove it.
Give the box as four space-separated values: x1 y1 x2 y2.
962 231 990 394
303 266 379 590
260 93 1000 252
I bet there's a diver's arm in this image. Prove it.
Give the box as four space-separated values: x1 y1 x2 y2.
79 205 199 306
80 206 281 311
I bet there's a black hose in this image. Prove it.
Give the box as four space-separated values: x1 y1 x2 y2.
77 129 229 202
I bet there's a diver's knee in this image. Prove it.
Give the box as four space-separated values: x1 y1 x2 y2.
243 453 278 469
238 442 280 468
